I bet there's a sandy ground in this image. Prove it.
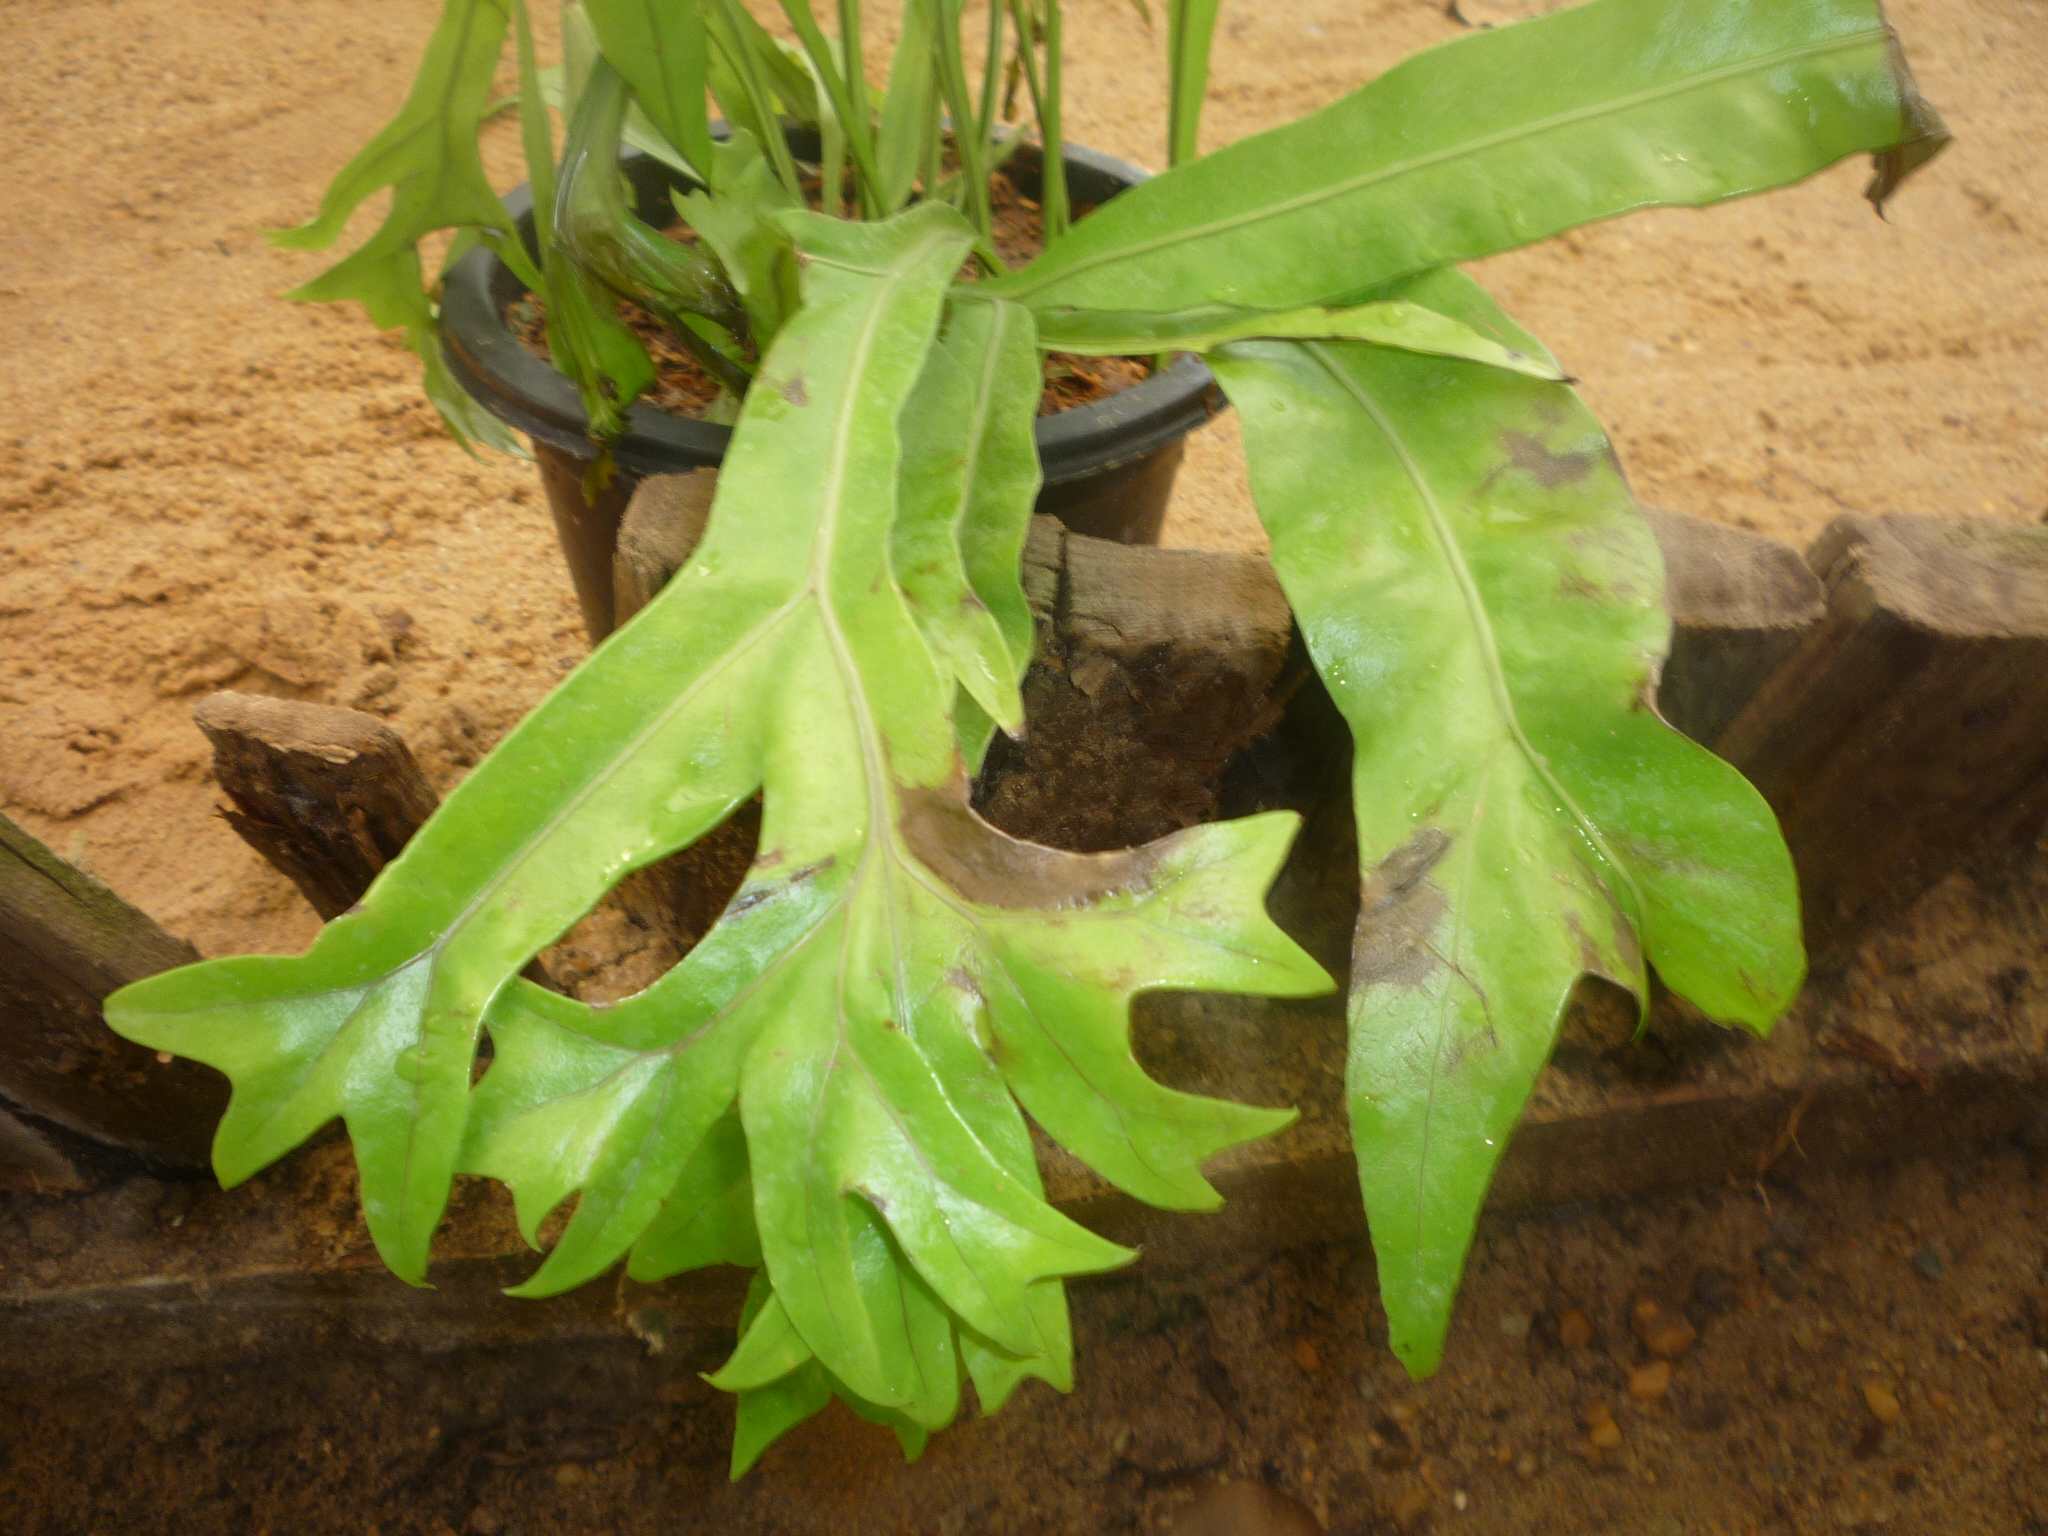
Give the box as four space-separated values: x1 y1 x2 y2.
2 0 2044 961
1 0 2045 1531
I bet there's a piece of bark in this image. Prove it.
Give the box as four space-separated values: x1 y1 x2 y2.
1642 506 1827 745
0 1106 89 1194
1716 513 2048 972
613 468 718 627
0 813 223 1166
194 693 441 920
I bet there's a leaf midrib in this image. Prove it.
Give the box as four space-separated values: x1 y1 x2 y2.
1301 340 1643 914
1000 28 1885 302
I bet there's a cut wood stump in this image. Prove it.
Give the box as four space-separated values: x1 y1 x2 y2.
1642 506 1827 745
6 500 2043 1377
0 813 224 1170
612 467 717 628
974 517 1297 851
194 692 440 920
1717 513 2048 973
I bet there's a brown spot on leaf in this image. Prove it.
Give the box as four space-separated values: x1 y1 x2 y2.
780 373 809 407
1501 430 1596 488
723 856 835 919
899 779 1166 909
1351 827 1452 990
1564 905 1642 991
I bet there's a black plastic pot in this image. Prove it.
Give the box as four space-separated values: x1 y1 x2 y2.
441 138 1221 641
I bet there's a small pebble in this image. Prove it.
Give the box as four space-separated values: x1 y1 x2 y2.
1171 1481 1323 1536
1986 1434 2008 1455
1392 1485 1434 1527
552 1463 588 1488
1632 1299 1698 1360
1293 1339 1322 1373
1924 1387 1953 1412
1911 1247 1945 1282
1514 1452 1538 1479
1629 1360 1673 1401
1559 1307 1594 1349
1497 1311 1532 1342
1452 1490 1469 1512
1864 1382 1903 1426
1584 1402 1623 1449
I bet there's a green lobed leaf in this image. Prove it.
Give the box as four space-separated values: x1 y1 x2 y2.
722 3 824 128
894 295 1043 762
1165 0 1220 167
877 0 943 214
272 0 518 261
674 133 804 346
541 242 657 443
1210 268 1802 1377
546 9 696 176
702 0 805 199
272 0 537 451
989 0 1947 314
110 202 1328 1460
1027 299 1567 380
582 0 716 177
772 0 885 216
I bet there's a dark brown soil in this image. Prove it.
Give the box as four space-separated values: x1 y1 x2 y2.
507 293 728 419
2 1143 2042 1534
504 165 1151 421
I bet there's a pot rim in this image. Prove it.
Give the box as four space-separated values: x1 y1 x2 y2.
439 139 1219 484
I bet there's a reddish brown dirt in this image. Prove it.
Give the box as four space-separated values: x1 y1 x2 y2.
1 0 2045 1531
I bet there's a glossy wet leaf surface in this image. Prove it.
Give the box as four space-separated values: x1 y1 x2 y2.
1211 269 1803 1374
991 0 1945 314
109 203 1327 1464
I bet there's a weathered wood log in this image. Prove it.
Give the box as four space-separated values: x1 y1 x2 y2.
612 468 717 627
192 693 576 994
193 693 441 920
0 814 224 1167
1642 506 1827 745
0 1106 89 1194
975 517 1298 850
1716 513 2048 973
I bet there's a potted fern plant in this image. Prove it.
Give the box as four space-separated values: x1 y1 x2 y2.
110 0 1945 1477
